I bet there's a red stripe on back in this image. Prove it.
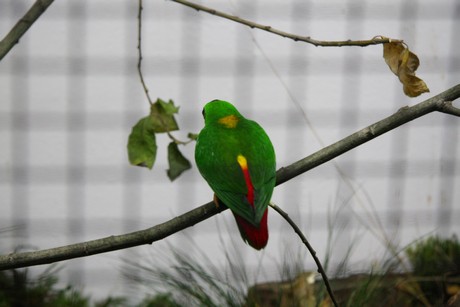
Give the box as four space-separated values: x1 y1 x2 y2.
240 166 254 206
235 154 267 249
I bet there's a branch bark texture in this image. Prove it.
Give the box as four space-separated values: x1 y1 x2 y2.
0 0 54 62
0 201 224 270
0 84 459 270
276 84 460 185
170 0 399 47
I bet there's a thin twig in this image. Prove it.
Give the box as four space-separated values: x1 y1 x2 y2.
269 202 339 307
0 84 459 270
0 0 55 61
137 0 193 145
169 0 400 47
167 131 195 145
137 0 155 105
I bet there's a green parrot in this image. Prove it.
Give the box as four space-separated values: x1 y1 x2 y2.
195 100 276 250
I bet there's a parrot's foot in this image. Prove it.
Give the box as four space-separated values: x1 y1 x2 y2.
213 194 221 209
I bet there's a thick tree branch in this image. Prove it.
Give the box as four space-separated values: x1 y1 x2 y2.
169 0 400 47
0 84 459 270
276 84 460 185
0 201 224 270
0 0 54 62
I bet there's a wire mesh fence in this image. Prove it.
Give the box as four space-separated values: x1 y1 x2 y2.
1 0 459 300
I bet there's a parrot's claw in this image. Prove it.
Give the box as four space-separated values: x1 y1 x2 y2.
213 194 220 208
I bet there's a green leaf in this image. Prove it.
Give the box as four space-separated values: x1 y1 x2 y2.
166 142 192 181
158 98 180 115
127 116 157 169
150 99 179 133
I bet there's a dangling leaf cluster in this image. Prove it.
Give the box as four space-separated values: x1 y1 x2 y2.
127 98 193 181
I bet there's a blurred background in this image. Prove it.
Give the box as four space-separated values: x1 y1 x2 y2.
1 0 459 302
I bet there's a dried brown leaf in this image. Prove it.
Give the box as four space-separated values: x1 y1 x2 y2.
383 41 405 75
383 41 429 97
401 74 429 97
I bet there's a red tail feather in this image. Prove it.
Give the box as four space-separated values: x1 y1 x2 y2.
233 209 268 250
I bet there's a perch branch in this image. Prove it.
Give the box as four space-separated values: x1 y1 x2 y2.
169 0 400 47
275 84 460 185
270 202 339 307
0 84 459 270
0 0 55 62
0 201 224 270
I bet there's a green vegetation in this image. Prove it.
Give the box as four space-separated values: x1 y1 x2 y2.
122 244 248 307
1 235 459 306
406 235 460 305
331 235 460 306
0 266 127 307
0 266 89 307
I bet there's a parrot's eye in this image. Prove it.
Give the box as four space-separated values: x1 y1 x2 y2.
202 108 206 119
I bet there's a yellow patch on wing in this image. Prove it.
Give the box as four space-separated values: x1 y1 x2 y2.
218 114 239 128
237 154 248 170
237 154 254 205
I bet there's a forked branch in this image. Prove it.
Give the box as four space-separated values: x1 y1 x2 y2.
0 84 459 271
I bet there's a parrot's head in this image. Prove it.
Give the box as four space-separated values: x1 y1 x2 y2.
202 100 244 128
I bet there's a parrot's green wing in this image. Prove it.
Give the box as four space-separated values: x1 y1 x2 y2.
195 101 276 226
211 170 275 225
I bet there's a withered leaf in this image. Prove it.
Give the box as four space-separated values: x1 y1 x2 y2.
383 41 429 97
127 116 157 169
166 142 192 181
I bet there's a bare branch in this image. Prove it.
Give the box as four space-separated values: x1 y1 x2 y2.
0 84 459 271
0 0 54 62
269 202 339 307
0 201 224 270
276 83 460 185
169 0 400 47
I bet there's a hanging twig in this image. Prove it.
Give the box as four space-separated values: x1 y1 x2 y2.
269 202 339 307
137 0 193 145
137 0 193 146
137 0 155 106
